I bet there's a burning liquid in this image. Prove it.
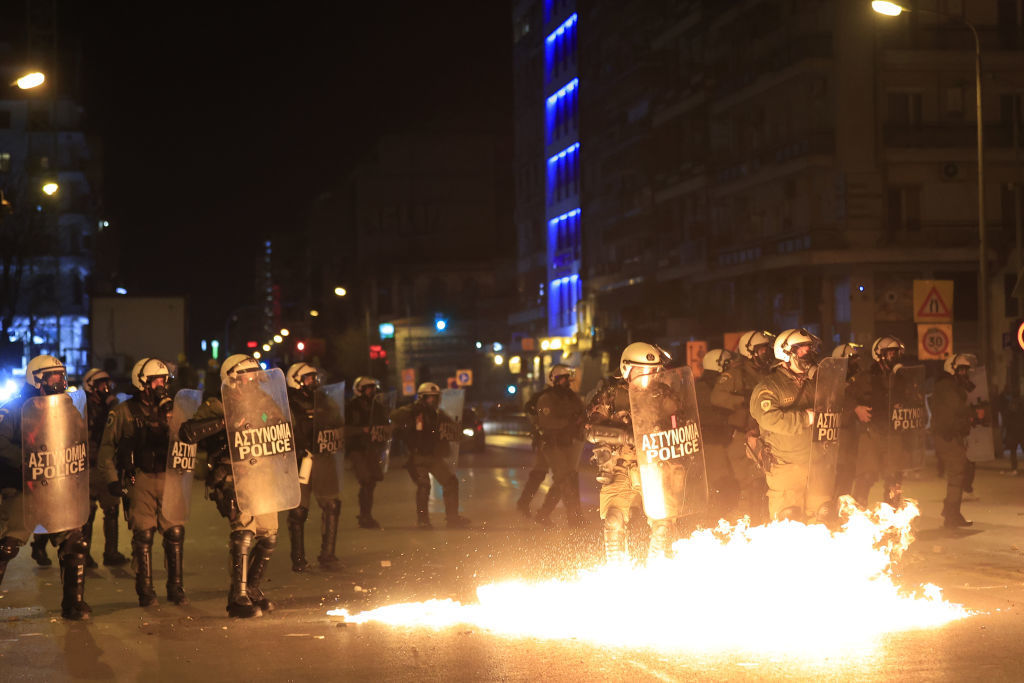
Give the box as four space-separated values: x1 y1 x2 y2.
328 499 970 655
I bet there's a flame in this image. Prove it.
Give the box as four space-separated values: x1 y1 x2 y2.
328 498 971 655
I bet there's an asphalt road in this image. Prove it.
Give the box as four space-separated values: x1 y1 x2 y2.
2 436 1024 682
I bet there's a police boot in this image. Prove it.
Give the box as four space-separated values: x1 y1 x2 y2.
357 484 381 529
102 505 128 566
163 526 188 605
247 534 276 613
318 500 341 567
30 534 52 567
0 537 21 587
227 530 261 618
82 504 98 568
59 533 91 620
516 469 547 517
287 507 310 573
648 519 674 561
603 509 628 567
132 529 158 607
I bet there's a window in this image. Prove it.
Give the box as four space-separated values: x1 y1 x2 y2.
0 152 9 172
887 92 923 126
544 14 577 85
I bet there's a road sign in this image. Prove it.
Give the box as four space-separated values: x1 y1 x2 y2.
918 323 953 360
401 368 417 397
455 369 473 387
913 280 954 323
1017 321 1024 351
686 341 707 378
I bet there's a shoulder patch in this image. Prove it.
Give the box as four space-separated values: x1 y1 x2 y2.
760 399 772 412
105 411 116 426
716 372 732 384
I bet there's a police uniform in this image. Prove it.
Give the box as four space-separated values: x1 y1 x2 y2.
83 389 127 566
710 356 769 522
286 386 342 571
524 384 585 526
851 364 903 507
179 394 279 617
749 365 819 520
345 392 389 528
391 399 467 528
0 389 91 619
585 377 642 563
930 373 975 526
97 394 187 606
834 365 865 498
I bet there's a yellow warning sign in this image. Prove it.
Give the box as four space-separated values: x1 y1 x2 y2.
918 323 953 360
913 280 953 323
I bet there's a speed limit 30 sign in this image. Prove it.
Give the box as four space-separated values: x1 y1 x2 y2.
917 323 953 360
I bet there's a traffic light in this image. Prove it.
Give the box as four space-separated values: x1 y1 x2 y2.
369 344 387 360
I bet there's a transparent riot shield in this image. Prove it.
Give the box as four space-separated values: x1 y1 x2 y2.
162 389 203 525
628 366 709 520
439 388 465 468
889 365 927 471
372 390 397 473
807 357 847 514
317 381 346 491
222 368 301 516
21 392 90 533
966 366 995 463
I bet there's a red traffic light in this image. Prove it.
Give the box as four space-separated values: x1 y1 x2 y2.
369 344 387 360
246 340 258 349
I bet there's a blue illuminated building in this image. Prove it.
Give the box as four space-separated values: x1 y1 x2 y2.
543 5 580 338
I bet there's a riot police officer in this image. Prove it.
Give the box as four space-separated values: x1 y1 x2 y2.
97 358 188 607
523 365 585 527
931 354 978 527
285 362 343 571
0 355 91 619
345 376 388 530
391 382 471 529
749 329 821 521
711 330 775 523
696 349 738 520
178 354 281 618
851 336 907 508
831 344 865 498
81 368 128 568
586 343 675 563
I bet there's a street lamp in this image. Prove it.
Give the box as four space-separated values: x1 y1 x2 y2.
41 181 58 196
14 71 45 90
334 287 347 297
872 1 988 369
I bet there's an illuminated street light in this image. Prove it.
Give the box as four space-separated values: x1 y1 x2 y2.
872 0 990 370
870 1 903 16
253 351 262 360
309 309 320 317
14 71 45 89
262 343 271 352
334 287 347 297
280 328 290 336
494 354 504 366
41 182 58 196
273 334 283 343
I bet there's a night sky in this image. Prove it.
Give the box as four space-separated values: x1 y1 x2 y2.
39 2 511 337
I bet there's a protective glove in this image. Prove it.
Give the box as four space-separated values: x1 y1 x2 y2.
107 480 122 498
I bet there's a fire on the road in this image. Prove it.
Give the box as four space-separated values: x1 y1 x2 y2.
328 498 970 655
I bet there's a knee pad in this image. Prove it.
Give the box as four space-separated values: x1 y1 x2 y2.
132 527 156 546
288 506 309 525
230 529 255 551
321 499 341 516
60 530 89 557
256 532 278 551
163 525 185 543
604 507 626 533
0 537 21 562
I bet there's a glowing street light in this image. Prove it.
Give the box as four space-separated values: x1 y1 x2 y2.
273 334 283 343
262 343 271 352
334 287 347 297
14 71 45 90
280 328 290 337
253 351 262 360
870 1 903 16
41 182 58 196
309 309 320 317
494 354 504 366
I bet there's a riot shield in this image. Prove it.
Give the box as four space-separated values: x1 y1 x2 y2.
889 365 927 471
372 390 397 473
966 366 995 462
162 389 203 525
628 366 708 520
439 388 465 468
316 381 346 491
807 357 848 511
21 392 90 533
222 368 301 516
